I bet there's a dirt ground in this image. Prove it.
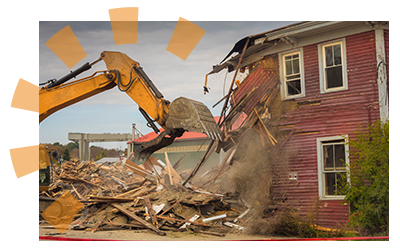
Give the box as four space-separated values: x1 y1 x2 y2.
39 228 283 241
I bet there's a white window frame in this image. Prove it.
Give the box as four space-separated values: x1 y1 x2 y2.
279 49 305 100
317 135 349 200
318 39 348 94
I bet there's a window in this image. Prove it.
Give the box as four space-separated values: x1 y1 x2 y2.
318 39 348 93
279 50 305 99
317 136 349 199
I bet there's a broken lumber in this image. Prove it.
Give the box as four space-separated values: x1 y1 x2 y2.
60 177 103 189
173 153 186 169
111 204 166 236
224 222 245 231
254 108 277 145
122 159 156 182
164 152 183 186
91 214 107 233
111 176 128 190
87 196 136 202
179 214 200 229
143 196 158 225
156 215 209 227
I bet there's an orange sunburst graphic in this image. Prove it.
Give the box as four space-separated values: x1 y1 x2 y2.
45 25 87 69
167 17 206 60
109 7 139 45
10 79 39 179
9 7 206 179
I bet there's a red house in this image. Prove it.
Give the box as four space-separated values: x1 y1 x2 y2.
209 21 389 228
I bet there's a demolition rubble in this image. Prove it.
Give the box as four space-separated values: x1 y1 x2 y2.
39 151 253 237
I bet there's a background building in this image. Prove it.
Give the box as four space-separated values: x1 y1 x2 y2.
127 117 223 175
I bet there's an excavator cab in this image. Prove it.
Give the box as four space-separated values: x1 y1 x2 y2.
39 144 51 191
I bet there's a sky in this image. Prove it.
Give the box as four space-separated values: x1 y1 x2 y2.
38 20 298 149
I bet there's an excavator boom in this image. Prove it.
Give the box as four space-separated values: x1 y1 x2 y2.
40 51 221 160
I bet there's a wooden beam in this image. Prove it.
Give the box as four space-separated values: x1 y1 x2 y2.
254 108 277 145
91 214 106 233
111 204 166 236
156 215 209 227
143 196 158 225
123 159 156 182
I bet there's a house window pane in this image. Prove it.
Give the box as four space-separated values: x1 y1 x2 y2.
293 58 300 74
336 173 347 195
334 44 342 65
285 57 292 75
323 145 334 170
326 66 343 89
325 173 335 195
325 46 333 67
335 144 346 170
325 173 347 196
287 79 301 95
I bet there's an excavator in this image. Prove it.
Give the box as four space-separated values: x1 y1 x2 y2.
39 51 221 191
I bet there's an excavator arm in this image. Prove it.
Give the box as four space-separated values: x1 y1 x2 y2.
39 70 117 123
99 51 170 129
39 51 221 159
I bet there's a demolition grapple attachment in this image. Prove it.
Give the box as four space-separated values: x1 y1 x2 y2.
135 97 221 160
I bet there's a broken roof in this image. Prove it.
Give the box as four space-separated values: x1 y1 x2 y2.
129 117 221 144
128 115 247 144
209 21 371 75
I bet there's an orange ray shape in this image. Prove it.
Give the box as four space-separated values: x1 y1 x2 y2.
41 191 83 234
45 25 87 69
11 79 39 113
109 7 139 45
10 145 39 178
167 17 206 61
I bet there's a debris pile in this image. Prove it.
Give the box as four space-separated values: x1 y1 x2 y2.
39 153 252 237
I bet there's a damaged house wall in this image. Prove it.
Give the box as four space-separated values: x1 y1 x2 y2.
272 30 382 228
210 21 388 229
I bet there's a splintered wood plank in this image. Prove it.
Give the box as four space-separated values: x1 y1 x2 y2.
111 204 166 236
91 213 107 233
143 196 158 225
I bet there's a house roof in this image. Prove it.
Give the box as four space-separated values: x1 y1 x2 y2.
131 129 208 144
128 116 220 144
128 115 247 144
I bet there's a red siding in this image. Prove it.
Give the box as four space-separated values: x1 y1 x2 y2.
232 66 279 114
272 30 381 228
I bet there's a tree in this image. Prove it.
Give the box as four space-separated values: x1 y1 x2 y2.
95 150 106 161
63 148 71 161
66 141 79 152
342 119 389 235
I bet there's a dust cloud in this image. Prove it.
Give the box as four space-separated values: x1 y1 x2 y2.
228 127 298 235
